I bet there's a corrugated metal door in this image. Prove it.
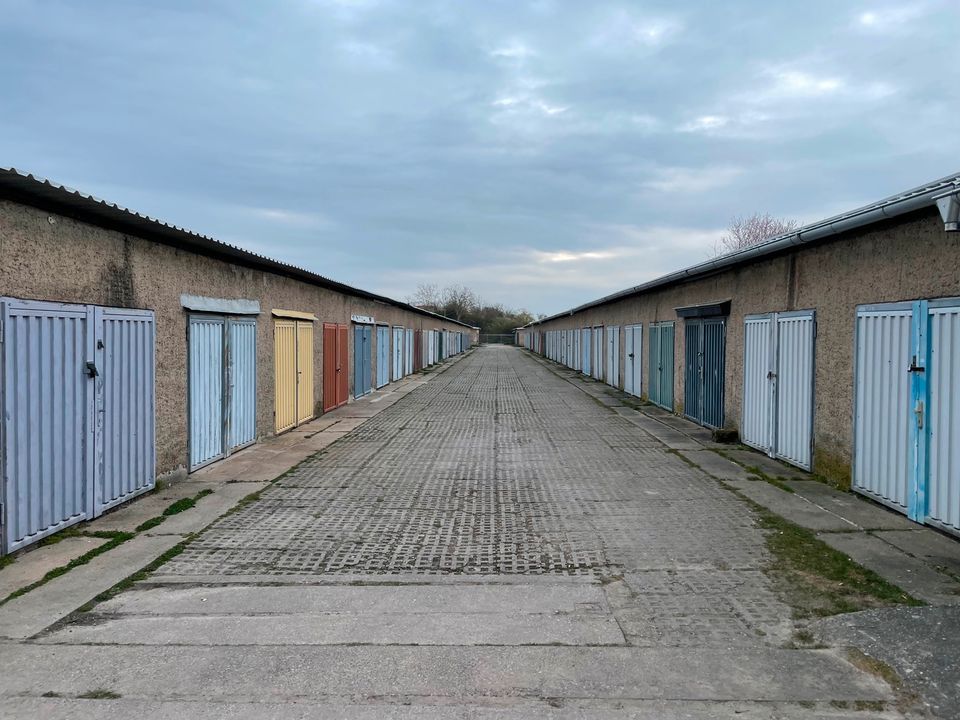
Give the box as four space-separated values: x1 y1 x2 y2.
624 325 642 397
376 326 390 389
2 300 93 552
1 299 156 553
189 314 256 470
684 322 702 422
405 329 414 375
742 312 815 469
926 301 960 535
649 323 675 410
648 325 660 404
392 327 404 380
701 319 726 428
337 325 349 405
274 320 297 433
742 315 774 452
296 321 314 425
227 317 257 452
322 323 337 413
774 313 815 469
592 327 603 380
582 328 591 376
684 318 725 428
354 324 373 397
606 326 620 388
189 315 225 470
322 323 349 411
853 305 913 513
97 307 156 513
414 330 422 372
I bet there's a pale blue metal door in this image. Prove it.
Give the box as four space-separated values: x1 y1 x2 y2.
189 314 257 470
581 328 591 375
97 307 156 512
1 298 156 554
376 325 390 388
2 299 93 552
624 325 642 397
404 329 414 375
189 315 225 470
354 324 372 397
392 327 404 380
227 317 257 451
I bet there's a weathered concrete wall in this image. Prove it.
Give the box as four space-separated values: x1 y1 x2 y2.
527 208 960 485
0 200 471 477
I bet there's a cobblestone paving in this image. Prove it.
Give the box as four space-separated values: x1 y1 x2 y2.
164 346 794 647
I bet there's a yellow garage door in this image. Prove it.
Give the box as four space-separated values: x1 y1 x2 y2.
296 321 314 424
274 311 317 433
274 320 298 433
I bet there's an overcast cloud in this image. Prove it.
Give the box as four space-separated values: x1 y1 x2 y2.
2 0 958 314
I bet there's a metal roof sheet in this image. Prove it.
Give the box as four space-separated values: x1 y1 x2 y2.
525 170 960 327
0 168 475 329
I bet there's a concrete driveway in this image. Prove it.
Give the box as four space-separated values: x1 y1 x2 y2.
0 346 910 718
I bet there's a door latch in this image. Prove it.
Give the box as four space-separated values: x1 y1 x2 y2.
909 355 925 373
914 400 924 430
84 361 99 378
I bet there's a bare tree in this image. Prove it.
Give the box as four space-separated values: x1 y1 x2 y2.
715 213 799 256
408 283 441 312
439 284 480 322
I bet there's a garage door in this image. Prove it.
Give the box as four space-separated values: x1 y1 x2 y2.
274 313 315 434
322 323 349 413
376 325 390 389
648 322 675 411
855 298 960 537
624 325 642 397
742 311 815 470
354 324 373 397
189 314 257 471
1 298 155 554
684 317 725 428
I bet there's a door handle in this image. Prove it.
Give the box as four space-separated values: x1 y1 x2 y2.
914 400 924 430
84 361 99 378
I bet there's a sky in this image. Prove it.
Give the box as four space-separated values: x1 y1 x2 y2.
2 1 959 316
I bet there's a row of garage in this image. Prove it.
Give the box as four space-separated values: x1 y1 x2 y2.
520 170 960 538
0 169 475 554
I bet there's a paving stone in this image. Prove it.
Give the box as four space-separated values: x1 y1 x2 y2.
0 643 891 703
819 532 960 605
874 529 960 577
0 536 108 600
726 479 859 533
156 347 792 646
0 534 183 639
725 449 811 480
41 611 626 646
785 481 917 531
681 449 754 481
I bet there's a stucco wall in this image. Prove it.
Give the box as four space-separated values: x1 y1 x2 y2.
526 208 960 484
0 200 472 477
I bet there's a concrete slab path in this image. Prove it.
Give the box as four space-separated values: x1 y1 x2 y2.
0 347 943 718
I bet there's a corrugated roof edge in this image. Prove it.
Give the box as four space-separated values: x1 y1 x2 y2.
0 167 475 329
524 170 960 328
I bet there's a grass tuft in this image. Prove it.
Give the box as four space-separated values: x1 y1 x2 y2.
0 531 135 607
757 506 922 616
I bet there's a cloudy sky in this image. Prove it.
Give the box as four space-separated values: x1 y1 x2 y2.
2 1 958 315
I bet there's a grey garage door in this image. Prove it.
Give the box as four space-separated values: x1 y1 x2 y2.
1 298 155 554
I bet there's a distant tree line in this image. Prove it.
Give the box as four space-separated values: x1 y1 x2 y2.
408 284 535 335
